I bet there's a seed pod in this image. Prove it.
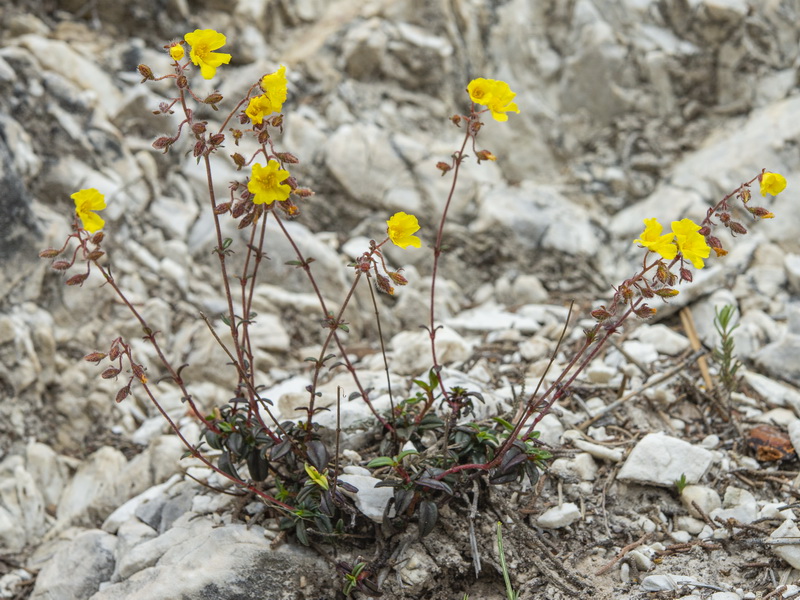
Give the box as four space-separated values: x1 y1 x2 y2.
729 221 747 235
101 367 121 379
39 248 61 258
115 386 130 403
132 364 147 384
65 273 89 286
83 352 107 363
275 152 300 164
137 64 154 80
86 250 105 261
51 260 72 271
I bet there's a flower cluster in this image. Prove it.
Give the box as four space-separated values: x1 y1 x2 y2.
246 66 288 125
184 29 231 80
467 78 520 122
634 218 710 268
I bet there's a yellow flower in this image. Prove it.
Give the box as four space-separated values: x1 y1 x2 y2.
184 29 231 80
760 172 787 197
671 218 710 269
387 212 421 249
71 188 106 233
633 218 677 260
260 65 288 113
248 161 291 204
467 78 520 122
169 44 184 62
245 95 276 125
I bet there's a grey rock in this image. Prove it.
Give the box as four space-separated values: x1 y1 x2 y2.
31 529 117 600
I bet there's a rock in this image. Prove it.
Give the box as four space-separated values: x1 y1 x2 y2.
390 325 471 376
754 307 800 386
681 485 722 518
336 474 395 523
446 302 546 334
641 574 702 592
30 529 116 600
710 487 758 525
618 433 714 487
472 182 601 256
536 503 581 528
674 515 706 535
633 324 690 356
771 519 800 569
572 439 624 462
91 514 328 600
55 446 130 527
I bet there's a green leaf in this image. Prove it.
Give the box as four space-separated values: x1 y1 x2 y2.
366 456 396 468
222 237 233 250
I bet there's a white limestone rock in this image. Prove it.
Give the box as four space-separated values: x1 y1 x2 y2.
536 503 581 528
618 432 713 487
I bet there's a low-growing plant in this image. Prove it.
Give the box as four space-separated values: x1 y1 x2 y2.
39 26 788 594
713 304 743 394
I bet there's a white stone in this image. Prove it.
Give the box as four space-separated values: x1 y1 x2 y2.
633 324 690 356
674 515 706 535
56 446 129 526
390 326 472 376
536 502 581 528
709 593 742 600
641 574 702 592
681 485 722 518
618 432 714 487
572 439 624 462
710 487 757 525
336 474 395 523
771 519 800 569
755 408 797 427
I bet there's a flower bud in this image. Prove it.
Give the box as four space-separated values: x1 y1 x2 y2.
655 288 680 298
51 260 72 271
177 75 188 89
747 206 774 219
231 128 243 143
634 305 657 319
740 188 751 203
209 133 225 146
101 367 121 379
169 44 184 62
271 115 283 129
436 161 452 176
152 136 173 152
591 307 611 322
388 271 408 286
679 268 693 282
705 235 722 250
115 386 130 403
191 122 207 135
137 64 154 81
132 364 147 384
376 274 395 295
87 250 105 261
193 141 205 157
231 153 246 170
231 202 248 219
84 352 107 363
475 149 497 162
698 226 710 236
293 188 315 198
257 129 271 145
39 248 61 258
451 115 462 126
65 273 89 286
204 92 224 105
275 152 300 164
214 202 231 215
109 345 121 361
729 221 747 235
238 212 256 229
718 212 731 224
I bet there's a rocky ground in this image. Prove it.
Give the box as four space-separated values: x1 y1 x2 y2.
2 0 800 599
